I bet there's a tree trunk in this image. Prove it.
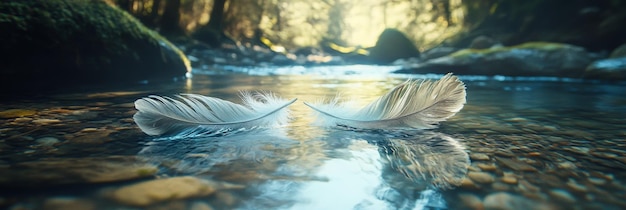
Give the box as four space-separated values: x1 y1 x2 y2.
207 0 227 31
160 0 183 36
148 0 162 27
116 0 133 12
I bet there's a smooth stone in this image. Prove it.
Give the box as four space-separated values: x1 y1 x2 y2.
470 153 490 161
588 177 607 185
502 175 518 184
496 157 538 172
483 192 552 210
477 163 497 171
492 182 511 191
494 150 515 157
563 147 589 155
32 119 61 124
68 129 115 144
35 137 61 147
460 177 480 189
468 171 495 184
0 156 157 187
557 161 577 169
458 193 483 210
548 189 576 203
80 128 99 133
565 179 587 192
190 202 214 210
13 117 33 123
111 176 217 207
0 109 36 118
518 180 540 193
214 191 237 206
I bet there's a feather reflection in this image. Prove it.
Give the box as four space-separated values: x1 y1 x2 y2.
136 128 469 209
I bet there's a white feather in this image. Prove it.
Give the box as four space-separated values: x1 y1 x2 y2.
304 73 466 129
133 92 296 137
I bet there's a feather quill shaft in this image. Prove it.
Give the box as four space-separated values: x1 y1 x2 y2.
304 73 466 129
133 92 296 137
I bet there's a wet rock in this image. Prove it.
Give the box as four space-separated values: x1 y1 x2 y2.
458 193 483 210
13 117 33 123
496 157 538 172
483 192 552 210
563 147 589 156
518 180 541 193
399 42 593 77
548 189 576 204
588 177 607 185
610 43 626 58
214 191 238 207
557 161 577 169
0 109 36 119
111 176 218 207
190 202 214 210
35 137 61 147
32 119 61 124
494 150 515 157
368 28 420 64
67 129 115 144
491 182 510 191
501 175 518 185
565 179 587 193
468 171 495 184
477 163 497 171
470 153 491 161
460 177 480 190
0 156 156 187
0 0 190 94
421 47 458 61
469 36 501 49
584 57 626 80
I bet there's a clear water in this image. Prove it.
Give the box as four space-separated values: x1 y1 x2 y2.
1 65 625 210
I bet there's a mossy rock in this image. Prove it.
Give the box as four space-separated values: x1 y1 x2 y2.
0 0 190 94
399 42 593 77
584 57 626 80
450 42 575 58
368 28 420 64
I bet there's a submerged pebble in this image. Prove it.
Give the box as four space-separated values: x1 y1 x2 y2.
549 189 576 203
457 193 483 210
190 202 214 210
0 109 36 118
35 137 60 147
468 171 494 184
32 119 61 124
502 175 518 184
483 192 552 210
470 153 490 161
111 176 216 206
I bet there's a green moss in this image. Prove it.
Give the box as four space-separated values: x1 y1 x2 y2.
450 42 573 58
136 167 158 177
0 0 189 89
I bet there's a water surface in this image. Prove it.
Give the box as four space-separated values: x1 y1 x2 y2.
1 65 625 209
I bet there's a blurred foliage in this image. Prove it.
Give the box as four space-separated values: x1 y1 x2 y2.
112 0 626 51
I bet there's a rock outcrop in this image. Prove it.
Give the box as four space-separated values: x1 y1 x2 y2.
0 0 190 95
